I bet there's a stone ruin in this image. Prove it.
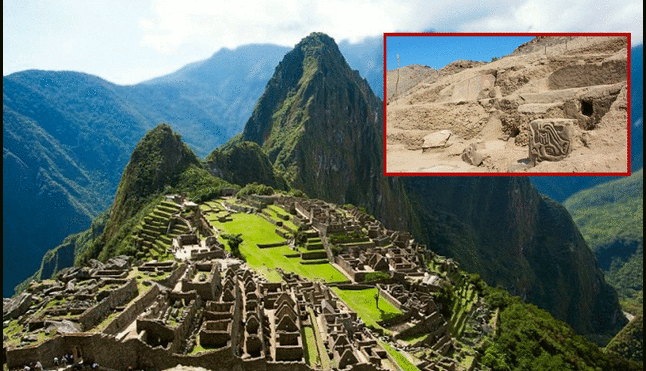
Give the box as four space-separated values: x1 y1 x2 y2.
5 195 488 371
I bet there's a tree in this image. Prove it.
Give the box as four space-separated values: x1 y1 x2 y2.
222 233 244 259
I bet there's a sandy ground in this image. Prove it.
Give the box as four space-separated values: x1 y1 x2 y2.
386 108 628 173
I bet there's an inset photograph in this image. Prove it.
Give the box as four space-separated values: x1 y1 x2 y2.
384 34 630 174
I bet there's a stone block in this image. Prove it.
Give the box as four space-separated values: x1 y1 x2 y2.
528 119 575 165
461 143 486 166
422 130 452 151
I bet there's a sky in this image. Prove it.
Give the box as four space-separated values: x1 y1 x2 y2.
386 36 536 71
3 0 643 85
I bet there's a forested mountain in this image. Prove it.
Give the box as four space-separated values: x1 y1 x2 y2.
564 170 643 314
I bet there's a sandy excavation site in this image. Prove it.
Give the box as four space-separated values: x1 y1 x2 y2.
386 36 629 173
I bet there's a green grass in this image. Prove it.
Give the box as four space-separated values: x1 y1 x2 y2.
3 320 24 347
303 326 320 366
379 340 421 371
399 332 430 345
210 212 285 245
189 334 215 355
332 287 402 329
209 212 346 283
307 307 332 369
263 207 299 231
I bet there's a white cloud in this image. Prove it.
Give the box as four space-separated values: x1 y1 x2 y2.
137 0 643 55
4 0 642 84
459 0 643 44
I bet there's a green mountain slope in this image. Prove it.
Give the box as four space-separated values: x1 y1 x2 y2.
24 124 236 280
205 140 288 190
238 32 412 231
3 74 131 295
403 176 626 337
605 313 643 363
99 124 200 259
564 170 643 312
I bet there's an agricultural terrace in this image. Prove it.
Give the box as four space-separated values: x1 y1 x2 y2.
379 340 421 371
264 204 299 231
206 210 347 283
331 287 402 329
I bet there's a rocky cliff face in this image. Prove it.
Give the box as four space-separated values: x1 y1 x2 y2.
240 32 412 230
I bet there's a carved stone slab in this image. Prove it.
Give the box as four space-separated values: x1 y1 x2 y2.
528 119 575 165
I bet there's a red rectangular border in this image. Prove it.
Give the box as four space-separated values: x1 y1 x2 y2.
383 32 632 177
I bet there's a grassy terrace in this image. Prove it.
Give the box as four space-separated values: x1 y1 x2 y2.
449 278 478 337
331 287 402 329
379 340 421 371
263 205 299 231
208 211 346 283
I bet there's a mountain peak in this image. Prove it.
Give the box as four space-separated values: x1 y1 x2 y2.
294 32 341 55
103 124 199 244
236 31 408 231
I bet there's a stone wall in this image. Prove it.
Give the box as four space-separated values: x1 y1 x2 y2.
376 285 403 310
335 256 360 282
78 278 138 331
103 284 161 335
257 241 289 249
5 333 243 370
276 228 291 239
183 264 218 301
275 345 304 362
159 262 188 288
7 321 360 371
169 297 199 353
300 251 328 260
138 318 175 348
